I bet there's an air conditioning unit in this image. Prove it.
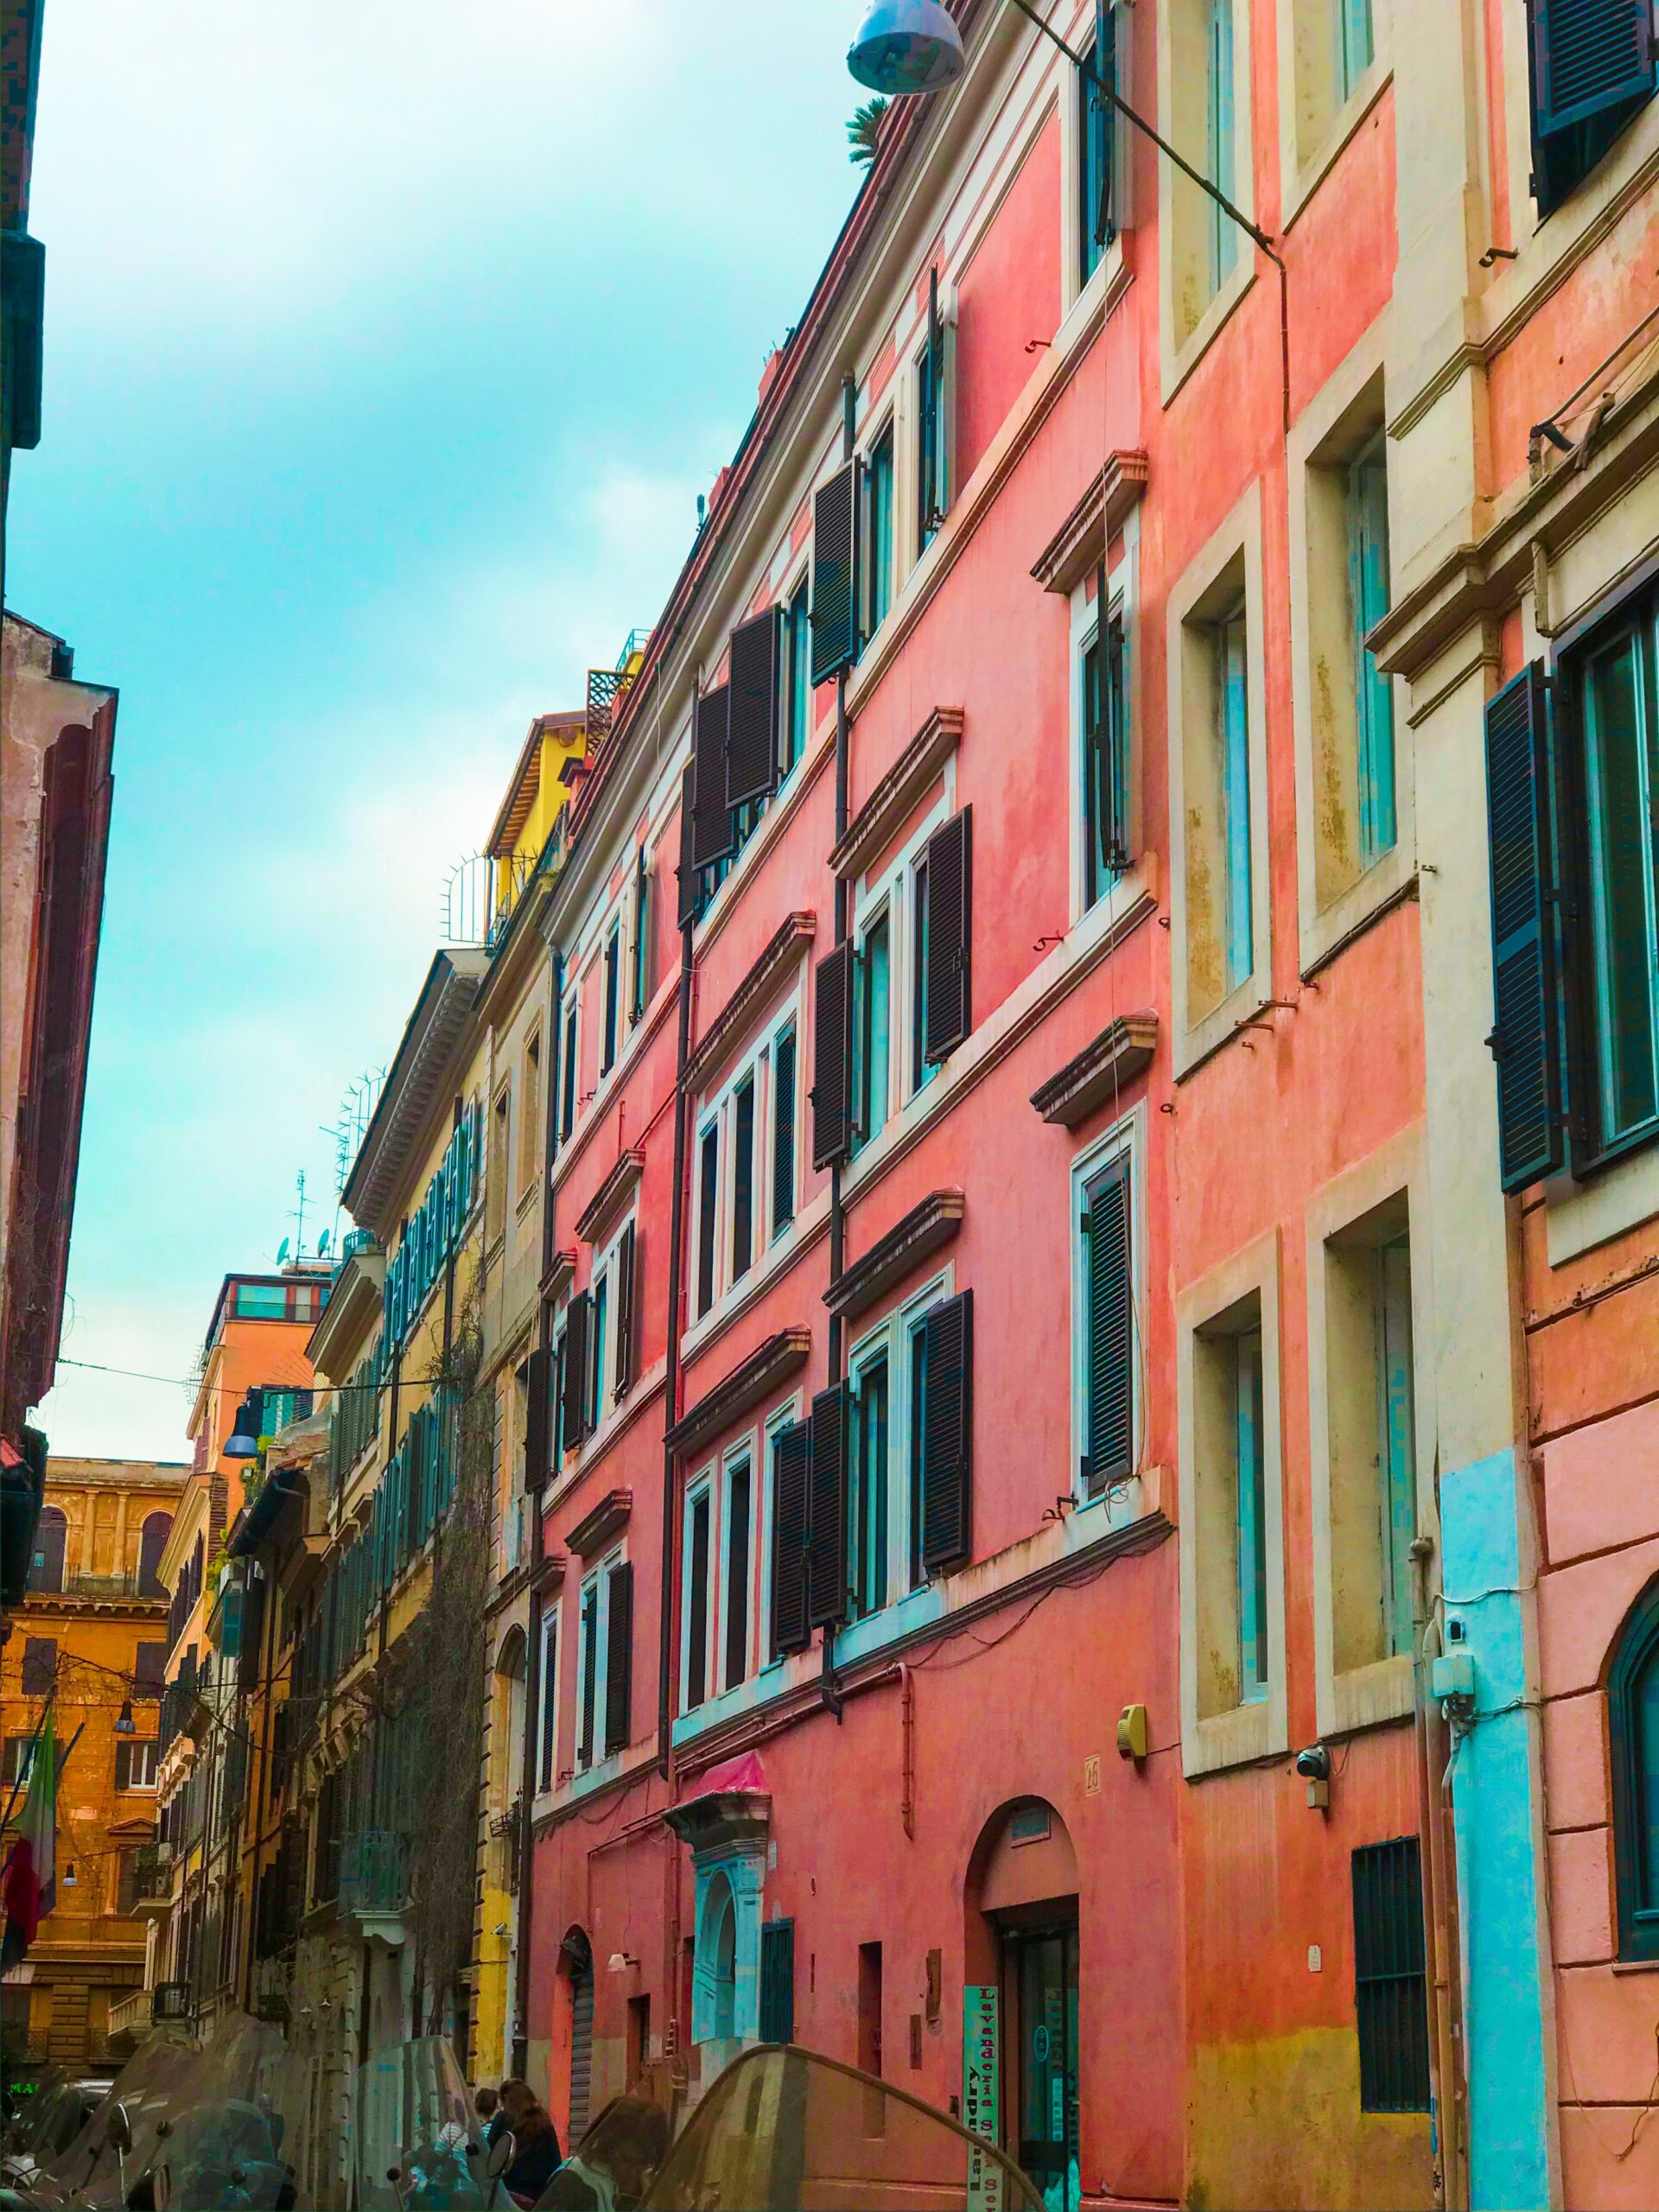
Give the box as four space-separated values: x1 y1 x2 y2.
151 1981 193 2024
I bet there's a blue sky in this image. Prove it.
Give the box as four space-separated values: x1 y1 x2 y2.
16 0 867 1461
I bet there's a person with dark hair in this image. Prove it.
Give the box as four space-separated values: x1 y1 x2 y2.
532 2095 671 2212
496 2080 562 2208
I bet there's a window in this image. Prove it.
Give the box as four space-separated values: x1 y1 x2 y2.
2 1737 37 1786
785 582 812 774
1610 1580 1659 1959
916 271 950 554
601 924 621 1076
1324 1212 1417 1671
1162 0 1253 361
576 1579 601 1768
1079 11 1116 284
1350 436 1394 868
487 1084 512 1243
1216 607 1252 994
862 425 895 643
588 1274 609 1435
849 1353 890 1622
771 1418 812 1659
519 1032 543 1190
732 1074 756 1281
1580 609 1659 1152
907 1321 929 1592
855 912 891 1154
1083 611 1130 911
134 1642 167 1697
1333 0 1372 104
1232 1325 1269 1705
630 848 651 1026
537 1614 558 1792
560 995 579 1141
235 1283 288 1319
137 1513 173 1596
116 1738 159 1792
1205 0 1238 296
1351 1838 1431 2111
724 1459 753 1690
1078 1145 1135 1497
21 1637 55 1694
29 1508 65 1594
772 1026 798 1235
910 861 935 1096
685 1487 712 1712
1528 2 1656 221
696 1124 720 1319
760 1918 796 2043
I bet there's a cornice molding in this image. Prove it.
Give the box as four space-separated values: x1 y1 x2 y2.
1030 451 1150 595
573 1150 645 1249
666 1327 812 1460
824 1191 964 1325
683 914 817 1096
831 709 963 883
1029 1013 1159 1127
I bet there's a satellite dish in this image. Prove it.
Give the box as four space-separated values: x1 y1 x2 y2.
318 1230 331 1256
276 1238 290 1264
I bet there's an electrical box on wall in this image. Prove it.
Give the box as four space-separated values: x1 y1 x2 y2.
1116 1703 1148 1762
1433 1650 1476 1702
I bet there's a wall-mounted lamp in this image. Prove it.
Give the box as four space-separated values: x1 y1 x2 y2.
1295 1742 1331 1811
848 0 965 92
115 1700 137 1736
224 1397 261 1460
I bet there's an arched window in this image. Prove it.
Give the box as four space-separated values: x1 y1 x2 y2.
1611 1584 1659 1960
137 1513 173 1597
29 1506 67 1593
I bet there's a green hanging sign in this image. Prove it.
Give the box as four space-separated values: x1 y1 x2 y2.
963 1984 1004 2212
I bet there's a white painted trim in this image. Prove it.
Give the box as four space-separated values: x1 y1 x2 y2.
1157 0 1257 401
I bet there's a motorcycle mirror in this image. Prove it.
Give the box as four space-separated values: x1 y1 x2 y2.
486 2131 516 2180
105 2102 133 2154
155 2118 172 2139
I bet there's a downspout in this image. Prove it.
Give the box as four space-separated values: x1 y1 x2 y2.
658 911 696 2075
823 372 857 1722
512 944 564 2081
425 1099 461 2046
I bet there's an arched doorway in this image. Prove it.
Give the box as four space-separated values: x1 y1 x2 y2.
29 1506 66 1592
137 1512 172 1597
965 1798 1081 2212
563 1929 594 2145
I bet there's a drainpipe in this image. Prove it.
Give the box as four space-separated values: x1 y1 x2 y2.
512 947 565 2082
425 1097 461 2047
658 912 696 2074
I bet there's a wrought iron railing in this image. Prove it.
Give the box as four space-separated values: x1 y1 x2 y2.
339 1829 408 1918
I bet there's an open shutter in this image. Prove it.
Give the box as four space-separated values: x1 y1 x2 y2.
524 1344 551 1488
1082 1157 1133 1493
631 846 650 1022
811 944 855 1167
806 1384 850 1630
1533 0 1652 136
676 763 700 930
693 686 734 871
923 808 972 1063
561 1294 592 1448
920 269 944 537
810 461 861 687
760 1919 796 2044
772 1027 797 1229
1484 665 1564 1192
613 1223 637 1397
920 1290 973 1573
770 1421 812 1656
727 606 783 810
603 1561 632 1757
579 1591 597 1765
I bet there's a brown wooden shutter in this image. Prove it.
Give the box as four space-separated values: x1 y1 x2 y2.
770 1422 812 1656
603 1561 633 1757
807 1384 850 1630
923 807 972 1063
524 1344 551 1487
920 1290 973 1573
613 1223 637 1397
676 762 700 929
810 461 861 686
561 1294 592 1448
727 606 783 810
692 685 734 871
811 943 855 1167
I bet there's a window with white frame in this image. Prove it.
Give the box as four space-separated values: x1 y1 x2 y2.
690 1001 804 1326
683 1475 715 1713
601 919 622 1076
849 791 948 1142
1160 0 1254 362
558 989 579 1143
846 1272 954 1621
861 418 896 646
784 576 813 777
587 1214 638 1421
537 1611 558 1791
1075 567 1133 918
722 1450 755 1692
574 1547 630 1770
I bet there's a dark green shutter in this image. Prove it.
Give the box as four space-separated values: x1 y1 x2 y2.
923 809 972 1063
693 685 734 871
604 1561 632 1757
1533 0 1652 135
727 606 783 810
772 1028 797 1229
807 1384 850 1630
810 461 861 686
561 1294 592 1447
760 1919 796 2043
920 1291 973 1573
1483 664 1564 1191
770 1421 811 1656
1083 1156 1134 1492
1 231 44 454
677 763 700 928
579 1590 598 1764
613 1222 637 1397
631 846 650 1021
811 944 855 1167
525 1345 551 1488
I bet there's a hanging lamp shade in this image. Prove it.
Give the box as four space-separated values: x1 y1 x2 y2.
224 1396 261 1459
114 1700 136 1736
848 0 966 94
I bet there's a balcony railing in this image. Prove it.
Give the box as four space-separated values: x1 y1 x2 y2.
31 1570 168 1602
339 1830 408 1921
107 1988 152 2042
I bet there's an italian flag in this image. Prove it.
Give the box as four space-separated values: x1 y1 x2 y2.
1 1712 56 1972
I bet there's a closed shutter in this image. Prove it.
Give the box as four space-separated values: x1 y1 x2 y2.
811 944 855 1167
613 1223 637 1397
920 1291 973 1573
772 1027 797 1230
1483 665 1564 1191
727 606 783 810
561 1294 592 1448
1083 1156 1134 1493
569 1940 595 2140
810 461 861 686
1533 0 1652 136
923 809 972 1063
579 1591 598 1766
22 1637 55 1694
770 1422 812 1656
677 762 700 929
604 1561 633 1758
238 1575 267 1694
631 846 650 1021
693 685 734 871
524 1344 551 1488
807 1384 850 1630
920 268 946 536
760 1918 796 2044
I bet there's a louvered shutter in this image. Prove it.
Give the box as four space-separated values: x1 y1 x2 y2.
676 763 700 930
603 1561 633 1757
811 944 855 1167
524 1345 551 1489
692 686 735 870
810 461 861 686
772 1028 797 1229
920 1290 973 1573
631 846 650 1021
561 1294 592 1447
1082 1158 1133 1493
770 1421 812 1656
613 1223 637 1397
1483 665 1564 1191
923 808 972 1063
920 270 943 536
579 1592 597 1765
1533 0 1652 136
238 1573 267 1694
760 1918 796 2043
727 606 783 810
806 1384 850 1630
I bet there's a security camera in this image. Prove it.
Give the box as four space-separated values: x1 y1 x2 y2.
1294 1744 1330 1781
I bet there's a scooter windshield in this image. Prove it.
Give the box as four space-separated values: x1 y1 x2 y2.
355 2037 494 2211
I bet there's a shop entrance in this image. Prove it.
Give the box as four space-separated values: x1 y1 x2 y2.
1006 1922 1079 2211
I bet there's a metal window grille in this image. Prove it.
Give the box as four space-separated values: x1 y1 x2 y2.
1351 1836 1432 2113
